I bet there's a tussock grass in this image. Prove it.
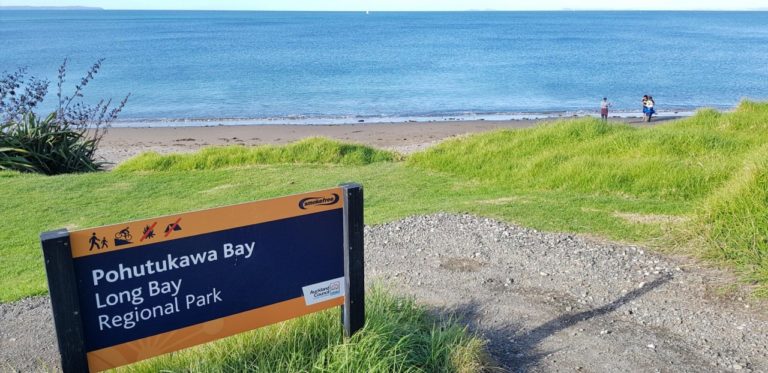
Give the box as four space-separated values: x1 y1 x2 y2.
117 137 400 171
409 103 768 201
119 287 489 373
696 146 768 295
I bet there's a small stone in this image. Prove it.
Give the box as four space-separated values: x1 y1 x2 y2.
638 282 646 288
600 330 610 335
540 272 549 276
647 344 655 349
733 364 743 370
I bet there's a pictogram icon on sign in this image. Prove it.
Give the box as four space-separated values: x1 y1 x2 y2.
140 222 157 242
164 218 183 237
88 232 100 251
114 227 133 246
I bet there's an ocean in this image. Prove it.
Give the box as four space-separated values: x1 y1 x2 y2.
1 10 768 126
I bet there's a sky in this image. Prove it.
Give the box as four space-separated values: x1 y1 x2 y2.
2 0 767 11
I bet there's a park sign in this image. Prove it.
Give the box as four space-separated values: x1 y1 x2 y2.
40 184 365 372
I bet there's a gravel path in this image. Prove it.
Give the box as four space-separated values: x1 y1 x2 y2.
3 213 768 372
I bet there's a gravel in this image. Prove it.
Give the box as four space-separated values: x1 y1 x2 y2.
3 213 768 372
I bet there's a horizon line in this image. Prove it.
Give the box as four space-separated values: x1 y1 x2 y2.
2 6 767 12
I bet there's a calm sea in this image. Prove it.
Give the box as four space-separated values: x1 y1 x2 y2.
1 10 768 125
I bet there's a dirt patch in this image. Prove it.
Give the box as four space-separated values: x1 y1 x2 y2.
478 196 532 205
439 257 484 272
199 183 237 194
613 212 690 225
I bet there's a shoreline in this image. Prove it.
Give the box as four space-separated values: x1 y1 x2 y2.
110 110 697 128
98 116 682 165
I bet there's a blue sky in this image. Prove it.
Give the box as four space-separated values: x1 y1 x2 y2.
3 0 767 10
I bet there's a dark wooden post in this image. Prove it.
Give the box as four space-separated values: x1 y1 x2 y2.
40 229 89 373
341 183 365 337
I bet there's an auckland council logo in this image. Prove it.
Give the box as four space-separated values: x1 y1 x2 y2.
298 193 340 210
302 277 345 305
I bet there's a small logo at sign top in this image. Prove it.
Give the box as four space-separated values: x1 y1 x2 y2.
302 277 345 305
298 193 340 210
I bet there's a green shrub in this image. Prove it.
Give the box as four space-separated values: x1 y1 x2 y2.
117 137 401 171
0 146 32 172
1 59 128 175
0 112 107 174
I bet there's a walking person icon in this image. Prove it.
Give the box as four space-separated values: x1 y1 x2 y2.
101 237 109 249
89 233 101 251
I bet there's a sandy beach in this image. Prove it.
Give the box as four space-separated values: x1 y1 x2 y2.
98 116 678 165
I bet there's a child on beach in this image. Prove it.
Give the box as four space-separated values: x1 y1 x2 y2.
600 97 611 121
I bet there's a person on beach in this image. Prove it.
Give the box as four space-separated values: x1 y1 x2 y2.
642 95 649 122
600 97 611 121
645 96 656 122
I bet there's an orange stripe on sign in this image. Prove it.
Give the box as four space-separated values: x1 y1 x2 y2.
86 295 345 372
69 187 344 258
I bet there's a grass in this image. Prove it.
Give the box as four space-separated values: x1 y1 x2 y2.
3 102 768 301
0 161 474 302
695 144 768 295
408 107 767 201
117 137 400 171
117 287 488 373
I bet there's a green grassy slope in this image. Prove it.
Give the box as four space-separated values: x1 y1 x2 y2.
117 137 400 171
0 162 466 302
2 101 768 302
409 103 768 201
